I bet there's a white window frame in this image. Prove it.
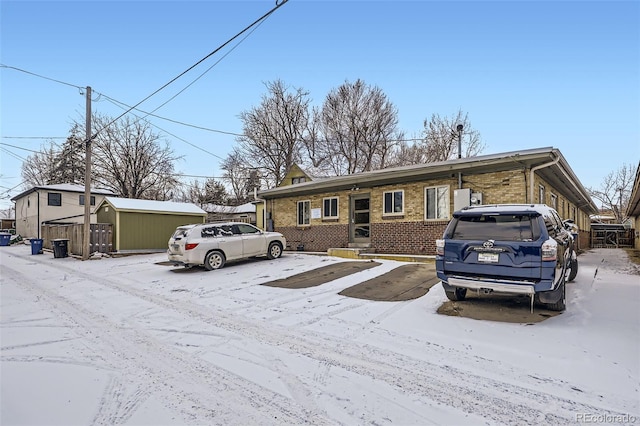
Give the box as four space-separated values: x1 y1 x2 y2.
322 197 339 219
297 200 310 226
539 185 545 204
424 185 450 220
383 190 404 216
550 193 558 210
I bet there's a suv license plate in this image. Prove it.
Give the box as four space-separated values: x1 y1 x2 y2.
478 253 499 263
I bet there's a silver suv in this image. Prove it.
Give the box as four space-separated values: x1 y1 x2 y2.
167 222 286 270
436 204 578 311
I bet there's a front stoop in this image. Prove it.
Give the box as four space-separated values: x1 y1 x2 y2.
327 247 374 259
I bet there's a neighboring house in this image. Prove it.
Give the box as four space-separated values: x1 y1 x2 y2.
257 147 599 255
201 202 257 224
0 218 15 231
11 184 116 239
95 197 207 253
625 161 640 249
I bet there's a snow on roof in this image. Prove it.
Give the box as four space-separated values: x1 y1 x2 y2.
38 183 115 194
103 197 206 215
202 202 256 214
11 183 115 201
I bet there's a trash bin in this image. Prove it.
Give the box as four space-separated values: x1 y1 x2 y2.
0 233 10 246
52 238 69 258
30 238 44 255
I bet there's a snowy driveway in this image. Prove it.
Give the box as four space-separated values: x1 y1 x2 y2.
1 246 638 425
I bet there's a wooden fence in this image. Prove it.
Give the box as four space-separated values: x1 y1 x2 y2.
41 223 113 257
590 228 635 248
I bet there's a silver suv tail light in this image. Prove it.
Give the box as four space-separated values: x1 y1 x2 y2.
436 239 445 256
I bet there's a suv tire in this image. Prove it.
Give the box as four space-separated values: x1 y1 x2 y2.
567 257 578 282
267 241 283 260
445 287 467 301
204 251 226 270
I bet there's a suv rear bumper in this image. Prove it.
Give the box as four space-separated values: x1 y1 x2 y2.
443 276 536 295
439 271 560 293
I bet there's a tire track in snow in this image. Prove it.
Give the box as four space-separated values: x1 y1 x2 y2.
2 261 331 426
6 251 635 425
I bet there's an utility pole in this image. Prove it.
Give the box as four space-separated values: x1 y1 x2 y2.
82 87 92 260
457 124 463 189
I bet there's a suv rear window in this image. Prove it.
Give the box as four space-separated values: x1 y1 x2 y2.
448 214 542 241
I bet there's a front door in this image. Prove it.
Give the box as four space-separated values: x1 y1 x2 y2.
350 194 371 244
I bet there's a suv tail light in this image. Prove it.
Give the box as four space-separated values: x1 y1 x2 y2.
541 238 557 261
185 243 199 251
436 239 445 256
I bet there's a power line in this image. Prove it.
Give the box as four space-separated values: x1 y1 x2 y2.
0 64 83 90
2 136 66 140
90 0 290 142
0 143 42 154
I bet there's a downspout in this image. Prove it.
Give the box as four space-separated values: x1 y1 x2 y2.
253 187 266 230
37 191 40 239
529 154 560 204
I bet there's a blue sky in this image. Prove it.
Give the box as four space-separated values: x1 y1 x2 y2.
1 0 639 211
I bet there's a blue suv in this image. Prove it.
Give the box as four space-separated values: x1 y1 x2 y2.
436 204 578 312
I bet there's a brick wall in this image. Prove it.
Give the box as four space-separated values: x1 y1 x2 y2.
268 168 595 254
279 223 349 252
371 220 449 255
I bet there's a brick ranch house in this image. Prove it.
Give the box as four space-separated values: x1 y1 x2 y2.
256 147 598 255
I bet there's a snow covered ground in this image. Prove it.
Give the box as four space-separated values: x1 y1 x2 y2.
1 245 638 425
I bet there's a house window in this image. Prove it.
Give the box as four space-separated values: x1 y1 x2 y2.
383 190 404 215
292 177 306 184
538 185 545 204
550 193 557 210
323 197 338 219
79 195 96 206
425 186 450 220
48 192 62 206
297 200 310 226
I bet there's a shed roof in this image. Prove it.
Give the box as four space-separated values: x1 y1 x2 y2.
99 197 206 215
11 183 116 201
258 147 598 214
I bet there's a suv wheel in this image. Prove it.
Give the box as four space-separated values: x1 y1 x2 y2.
204 251 226 270
445 287 467 301
267 242 283 260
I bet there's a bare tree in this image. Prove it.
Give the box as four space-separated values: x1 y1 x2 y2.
175 178 228 207
21 142 59 187
84 113 181 200
221 148 253 205
236 80 309 187
398 110 484 164
0 206 14 220
588 163 636 223
312 79 401 175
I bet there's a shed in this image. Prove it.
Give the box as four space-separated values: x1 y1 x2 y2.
95 197 207 252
